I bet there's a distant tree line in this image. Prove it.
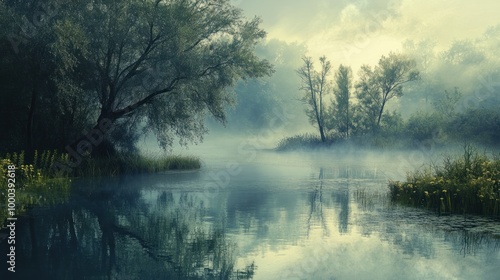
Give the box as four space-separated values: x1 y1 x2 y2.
291 48 500 149
297 52 420 143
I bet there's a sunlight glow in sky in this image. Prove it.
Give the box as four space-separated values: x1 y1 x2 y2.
234 0 500 69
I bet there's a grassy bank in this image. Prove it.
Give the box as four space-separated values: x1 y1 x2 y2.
389 145 500 216
1 150 201 226
276 134 332 151
1 151 71 226
74 153 201 177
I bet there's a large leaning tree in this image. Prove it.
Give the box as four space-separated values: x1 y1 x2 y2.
2 0 272 155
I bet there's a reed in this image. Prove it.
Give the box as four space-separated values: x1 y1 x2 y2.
275 133 329 151
389 144 500 216
74 154 201 177
1 150 200 225
1 151 71 226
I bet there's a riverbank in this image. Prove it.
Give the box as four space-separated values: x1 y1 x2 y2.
72 153 201 177
388 145 500 216
0 150 201 227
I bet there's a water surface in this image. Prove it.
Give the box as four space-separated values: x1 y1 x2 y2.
2 149 500 279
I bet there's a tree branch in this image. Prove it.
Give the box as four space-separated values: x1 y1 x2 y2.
111 76 187 120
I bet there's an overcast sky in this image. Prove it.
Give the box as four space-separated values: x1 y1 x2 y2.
233 0 500 69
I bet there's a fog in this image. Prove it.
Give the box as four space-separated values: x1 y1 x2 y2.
3 2 499 279
130 1 500 160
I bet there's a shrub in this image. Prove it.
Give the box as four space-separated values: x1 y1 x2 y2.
405 112 446 144
0 151 71 226
275 133 329 151
389 144 500 216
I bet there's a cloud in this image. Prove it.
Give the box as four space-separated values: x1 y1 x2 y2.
234 0 500 69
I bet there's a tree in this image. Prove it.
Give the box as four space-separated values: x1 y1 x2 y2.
0 1 93 155
432 87 462 118
329 64 352 139
2 0 272 156
355 52 419 131
297 56 331 142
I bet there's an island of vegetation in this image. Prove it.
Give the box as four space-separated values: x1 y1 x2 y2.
389 145 499 217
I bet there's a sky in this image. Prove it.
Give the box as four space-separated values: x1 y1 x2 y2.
233 0 500 70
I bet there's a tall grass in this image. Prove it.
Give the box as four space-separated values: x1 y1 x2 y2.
389 145 500 216
74 154 201 177
1 150 71 226
1 150 200 226
275 133 330 151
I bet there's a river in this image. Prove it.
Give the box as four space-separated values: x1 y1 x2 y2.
2 145 500 279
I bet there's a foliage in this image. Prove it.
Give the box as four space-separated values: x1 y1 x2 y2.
367 111 405 148
275 133 330 151
355 52 420 131
74 154 201 177
0 0 272 154
0 1 95 153
389 145 500 216
432 88 462 119
0 150 71 226
327 64 353 139
279 105 500 150
290 52 419 145
405 112 446 144
447 109 500 147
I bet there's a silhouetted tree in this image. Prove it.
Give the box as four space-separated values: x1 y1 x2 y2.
355 52 419 131
328 64 353 139
1 0 272 155
297 56 331 142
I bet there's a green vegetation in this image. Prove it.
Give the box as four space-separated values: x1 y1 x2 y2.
276 107 500 151
277 32 500 151
389 145 500 216
276 133 330 151
0 151 71 226
1 0 271 156
74 154 201 177
293 52 419 147
1 150 200 226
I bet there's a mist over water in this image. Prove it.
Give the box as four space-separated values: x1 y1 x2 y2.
2 1 499 279
3 133 499 279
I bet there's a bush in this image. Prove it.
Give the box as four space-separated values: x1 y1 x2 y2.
389 144 500 216
1 151 71 226
275 133 330 151
447 109 500 147
405 112 446 144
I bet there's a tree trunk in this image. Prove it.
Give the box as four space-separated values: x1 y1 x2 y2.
319 124 326 142
377 95 387 127
346 97 349 138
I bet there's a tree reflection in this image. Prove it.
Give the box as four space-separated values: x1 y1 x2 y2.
456 229 500 257
306 168 330 237
334 182 350 234
352 189 500 258
4 176 256 279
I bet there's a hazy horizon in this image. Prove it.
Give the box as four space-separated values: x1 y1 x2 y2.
233 0 500 70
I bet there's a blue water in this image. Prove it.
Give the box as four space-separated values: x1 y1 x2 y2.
2 149 499 279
